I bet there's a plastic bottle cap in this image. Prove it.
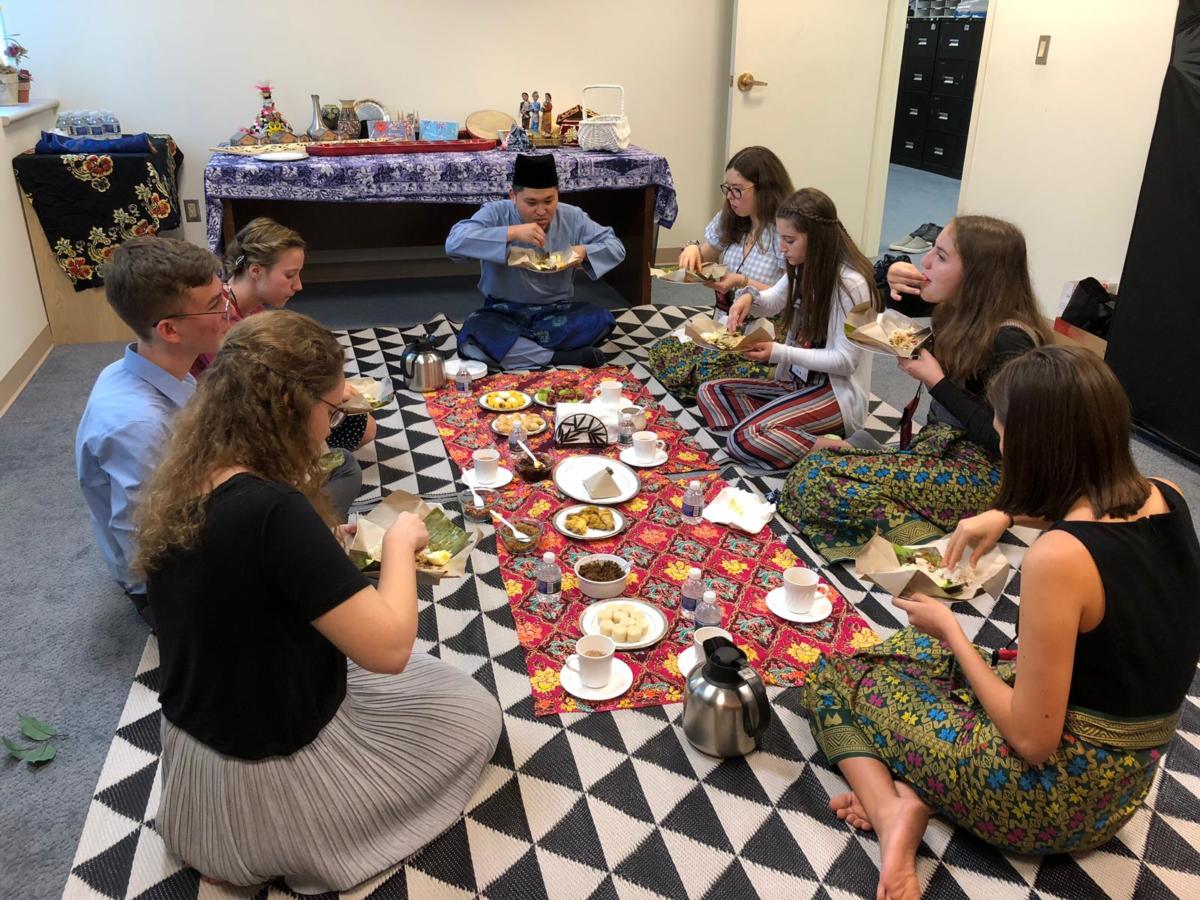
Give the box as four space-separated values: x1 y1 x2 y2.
688 480 701 489
543 552 555 563
689 567 701 578
703 590 716 601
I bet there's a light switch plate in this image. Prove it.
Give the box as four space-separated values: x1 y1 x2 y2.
1035 35 1051 65
183 199 201 222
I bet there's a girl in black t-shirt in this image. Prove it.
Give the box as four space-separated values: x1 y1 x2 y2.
135 310 501 893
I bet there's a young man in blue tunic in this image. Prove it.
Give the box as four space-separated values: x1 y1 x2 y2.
445 153 626 369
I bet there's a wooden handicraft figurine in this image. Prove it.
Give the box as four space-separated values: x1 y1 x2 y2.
541 92 554 134
530 91 542 132
519 92 531 130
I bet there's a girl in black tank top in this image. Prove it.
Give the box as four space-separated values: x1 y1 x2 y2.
802 347 1200 900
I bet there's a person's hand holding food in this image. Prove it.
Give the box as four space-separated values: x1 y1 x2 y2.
740 341 776 363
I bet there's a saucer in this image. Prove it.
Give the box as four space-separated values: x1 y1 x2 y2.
559 657 634 701
619 447 669 468
677 645 702 676
766 586 833 624
463 467 513 489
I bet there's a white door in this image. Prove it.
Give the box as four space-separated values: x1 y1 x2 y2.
728 0 909 253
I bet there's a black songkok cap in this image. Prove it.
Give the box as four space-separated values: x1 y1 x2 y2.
512 153 559 189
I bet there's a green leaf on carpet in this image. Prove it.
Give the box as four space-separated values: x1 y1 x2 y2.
19 715 57 742
4 736 33 760
23 743 56 764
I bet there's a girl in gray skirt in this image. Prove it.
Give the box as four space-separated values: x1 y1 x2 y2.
134 310 501 893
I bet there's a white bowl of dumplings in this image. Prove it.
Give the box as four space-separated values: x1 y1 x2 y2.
573 553 630 599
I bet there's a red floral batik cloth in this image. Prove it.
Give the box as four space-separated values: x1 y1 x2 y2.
490 473 881 716
425 366 718 477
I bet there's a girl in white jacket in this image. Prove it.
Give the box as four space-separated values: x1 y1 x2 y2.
696 188 882 471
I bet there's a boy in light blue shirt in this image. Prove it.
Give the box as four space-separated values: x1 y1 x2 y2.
76 238 229 624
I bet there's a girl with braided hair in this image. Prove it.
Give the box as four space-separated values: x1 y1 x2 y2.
695 187 881 471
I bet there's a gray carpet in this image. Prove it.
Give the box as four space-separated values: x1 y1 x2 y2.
4 276 1200 897
877 162 961 257
0 340 146 895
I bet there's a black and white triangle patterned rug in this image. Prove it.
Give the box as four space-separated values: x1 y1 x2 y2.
63 307 1200 900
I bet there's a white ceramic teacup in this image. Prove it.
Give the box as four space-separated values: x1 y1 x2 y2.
592 380 623 405
694 626 733 665
565 634 615 688
783 567 820 614
472 448 500 484
620 405 648 431
632 431 666 463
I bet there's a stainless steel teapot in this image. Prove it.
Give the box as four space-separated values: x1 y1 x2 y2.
399 338 446 393
681 636 772 757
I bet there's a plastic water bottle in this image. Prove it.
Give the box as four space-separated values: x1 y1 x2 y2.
454 362 472 395
86 111 105 137
617 414 634 447
535 552 562 604
681 480 705 525
101 111 121 138
508 419 525 451
695 589 722 629
69 112 90 136
681 567 704 621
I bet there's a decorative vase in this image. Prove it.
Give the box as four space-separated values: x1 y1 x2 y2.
0 73 17 106
337 99 359 141
17 80 30 103
321 104 339 130
307 93 333 141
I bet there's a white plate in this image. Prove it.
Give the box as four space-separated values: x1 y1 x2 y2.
619 446 669 469
533 388 589 408
560 657 634 702
553 504 626 540
490 413 549 437
479 391 532 412
552 456 639 505
766 586 833 624
254 150 308 161
579 599 668 650
443 358 488 380
462 467 514 489
677 645 701 676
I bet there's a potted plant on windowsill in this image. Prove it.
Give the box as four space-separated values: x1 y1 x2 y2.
3 37 29 104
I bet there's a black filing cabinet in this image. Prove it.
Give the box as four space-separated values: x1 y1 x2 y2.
891 16 985 179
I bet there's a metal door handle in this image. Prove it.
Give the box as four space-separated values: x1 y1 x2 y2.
938 112 949 120
736 72 769 92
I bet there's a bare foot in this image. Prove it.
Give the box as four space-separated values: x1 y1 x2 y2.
830 791 873 831
872 795 930 900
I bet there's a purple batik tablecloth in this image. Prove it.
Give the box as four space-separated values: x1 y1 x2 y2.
202 145 677 250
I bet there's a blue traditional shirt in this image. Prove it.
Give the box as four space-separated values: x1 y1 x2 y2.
445 200 626 305
75 345 195 594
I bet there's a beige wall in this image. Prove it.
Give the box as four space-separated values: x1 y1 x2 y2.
5 0 733 253
0 108 53 379
960 0 1177 314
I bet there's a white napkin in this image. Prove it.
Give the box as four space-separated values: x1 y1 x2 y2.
702 486 776 534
